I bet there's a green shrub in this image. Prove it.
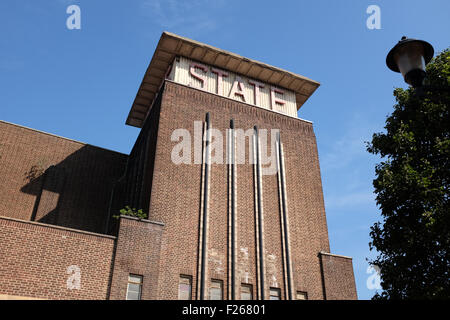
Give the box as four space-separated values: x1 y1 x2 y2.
113 206 148 220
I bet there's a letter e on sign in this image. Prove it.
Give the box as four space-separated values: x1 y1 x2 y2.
249 79 264 106
270 86 285 110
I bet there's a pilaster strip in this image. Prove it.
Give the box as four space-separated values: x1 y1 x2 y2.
197 113 211 300
276 133 294 300
280 142 294 300
276 136 289 299
254 126 266 300
227 124 232 300
229 119 237 300
252 131 261 300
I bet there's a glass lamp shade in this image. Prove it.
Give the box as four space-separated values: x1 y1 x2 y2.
386 37 434 87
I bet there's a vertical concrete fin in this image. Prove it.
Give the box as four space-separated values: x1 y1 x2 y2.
197 113 211 300
227 119 237 300
276 133 294 300
253 126 266 300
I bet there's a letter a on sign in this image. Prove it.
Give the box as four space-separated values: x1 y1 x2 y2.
229 77 246 103
66 5 81 30
366 5 381 30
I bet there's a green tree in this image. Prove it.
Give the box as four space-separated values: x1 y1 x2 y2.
367 49 450 299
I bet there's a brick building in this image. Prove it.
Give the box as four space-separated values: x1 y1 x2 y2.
0 32 357 300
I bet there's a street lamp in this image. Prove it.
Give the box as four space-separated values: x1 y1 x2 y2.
386 36 434 88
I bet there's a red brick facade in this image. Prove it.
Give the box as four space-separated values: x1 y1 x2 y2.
109 216 164 300
0 216 115 300
320 252 358 300
0 39 356 300
144 81 339 300
0 121 127 234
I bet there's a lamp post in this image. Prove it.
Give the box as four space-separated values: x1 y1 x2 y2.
386 36 434 88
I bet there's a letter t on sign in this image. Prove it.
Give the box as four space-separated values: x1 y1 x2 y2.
190 63 209 90
249 79 264 106
211 67 229 95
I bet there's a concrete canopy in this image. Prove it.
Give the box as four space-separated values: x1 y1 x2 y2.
126 32 320 128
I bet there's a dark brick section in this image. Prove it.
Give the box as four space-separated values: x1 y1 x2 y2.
0 121 127 234
0 216 115 300
125 92 162 212
319 252 358 300
106 93 163 235
109 216 165 300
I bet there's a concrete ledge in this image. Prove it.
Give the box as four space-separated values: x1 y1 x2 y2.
319 251 353 260
0 120 127 156
0 216 117 240
0 294 45 300
120 214 165 226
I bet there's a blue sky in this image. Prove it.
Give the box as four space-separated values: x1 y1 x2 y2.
1 0 449 300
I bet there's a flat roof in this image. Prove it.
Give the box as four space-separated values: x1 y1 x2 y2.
126 32 320 128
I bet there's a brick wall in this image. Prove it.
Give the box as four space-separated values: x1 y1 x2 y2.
0 121 127 234
109 216 164 300
0 79 356 300
145 81 334 299
319 252 358 300
0 216 115 300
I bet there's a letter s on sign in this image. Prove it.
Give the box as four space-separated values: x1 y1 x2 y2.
189 63 208 90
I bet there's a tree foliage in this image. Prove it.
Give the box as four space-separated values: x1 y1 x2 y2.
367 49 450 299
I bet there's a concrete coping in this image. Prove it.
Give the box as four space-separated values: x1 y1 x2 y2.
319 251 353 260
0 215 117 240
0 294 46 300
0 120 127 156
120 214 165 227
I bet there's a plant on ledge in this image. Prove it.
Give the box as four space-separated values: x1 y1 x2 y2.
113 206 148 220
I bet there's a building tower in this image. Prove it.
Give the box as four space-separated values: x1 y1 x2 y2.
0 32 357 300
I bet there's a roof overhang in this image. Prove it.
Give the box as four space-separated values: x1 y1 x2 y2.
126 31 320 128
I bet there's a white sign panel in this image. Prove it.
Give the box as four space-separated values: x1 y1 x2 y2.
169 56 298 117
